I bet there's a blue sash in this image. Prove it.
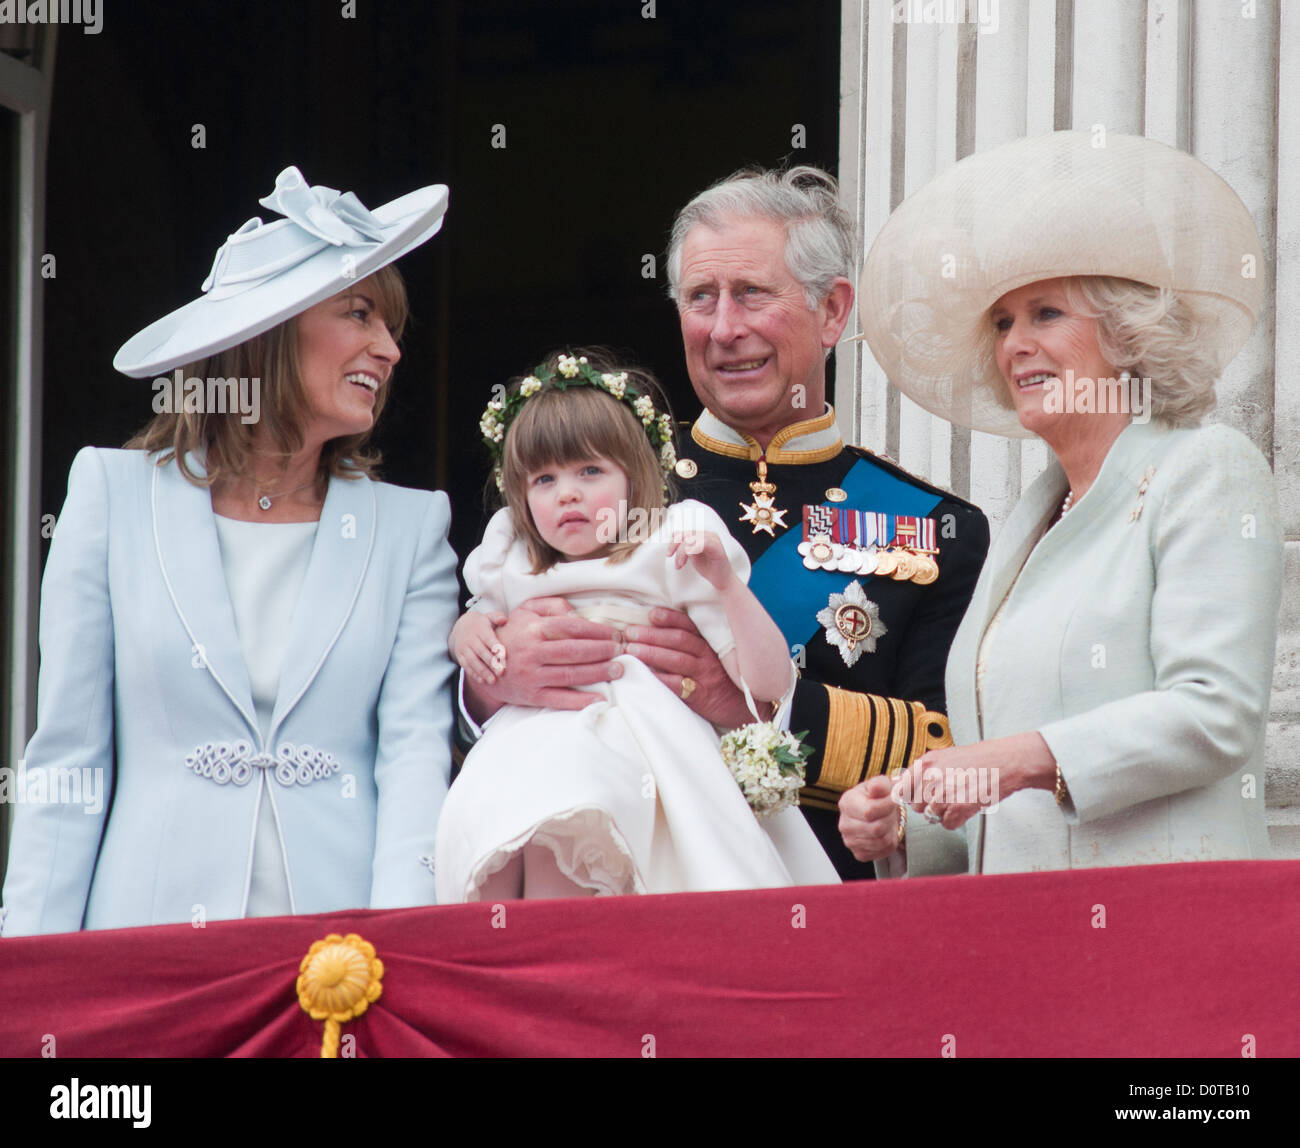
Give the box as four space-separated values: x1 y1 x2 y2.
747 456 944 649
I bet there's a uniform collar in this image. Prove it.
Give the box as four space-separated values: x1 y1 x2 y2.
691 405 843 464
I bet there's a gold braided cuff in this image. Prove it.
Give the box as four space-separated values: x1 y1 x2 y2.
865 693 890 780
920 708 954 752
800 689 955 811
819 686 875 792
885 698 911 776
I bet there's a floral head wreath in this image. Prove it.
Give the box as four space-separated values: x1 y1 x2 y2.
479 352 677 491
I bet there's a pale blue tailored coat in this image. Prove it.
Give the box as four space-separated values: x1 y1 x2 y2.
904 419 1283 876
1 447 458 934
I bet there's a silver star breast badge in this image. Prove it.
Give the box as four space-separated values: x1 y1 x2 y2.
816 580 887 667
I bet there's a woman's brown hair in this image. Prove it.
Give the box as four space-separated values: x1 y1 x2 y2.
499 349 673 573
125 264 409 486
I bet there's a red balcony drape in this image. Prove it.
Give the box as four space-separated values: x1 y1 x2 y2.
2 860 1297 1058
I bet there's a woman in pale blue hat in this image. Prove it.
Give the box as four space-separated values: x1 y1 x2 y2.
2 167 456 933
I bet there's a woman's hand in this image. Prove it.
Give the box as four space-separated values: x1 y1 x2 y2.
667 530 736 591
623 607 754 728
893 732 1058 831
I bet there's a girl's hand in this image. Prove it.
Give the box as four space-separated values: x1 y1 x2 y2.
450 612 508 686
667 530 734 591
462 599 623 722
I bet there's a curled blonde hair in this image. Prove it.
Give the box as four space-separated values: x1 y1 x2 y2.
1061 276 1222 426
125 265 409 484
980 275 1222 427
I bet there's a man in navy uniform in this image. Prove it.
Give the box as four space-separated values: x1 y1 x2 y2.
464 166 988 880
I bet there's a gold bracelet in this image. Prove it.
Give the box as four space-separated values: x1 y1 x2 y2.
896 801 907 846
1054 763 1070 806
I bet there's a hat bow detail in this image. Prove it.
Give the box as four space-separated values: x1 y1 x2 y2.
201 166 388 298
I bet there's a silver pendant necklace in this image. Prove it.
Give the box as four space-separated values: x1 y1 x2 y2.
256 478 319 512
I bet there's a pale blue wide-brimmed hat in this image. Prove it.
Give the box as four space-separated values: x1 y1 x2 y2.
114 165 448 378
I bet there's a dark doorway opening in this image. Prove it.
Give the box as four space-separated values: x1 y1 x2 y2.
42 0 841 566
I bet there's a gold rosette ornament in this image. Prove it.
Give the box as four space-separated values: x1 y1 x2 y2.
297 933 384 1058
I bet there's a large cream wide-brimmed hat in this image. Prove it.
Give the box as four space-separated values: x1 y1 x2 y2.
114 166 449 378
858 131 1263 437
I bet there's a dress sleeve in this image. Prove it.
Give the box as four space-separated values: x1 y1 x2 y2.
1 448 116 936
462 506 518 615
659 500 752 659
370 489 460 908
1038 425 1283 823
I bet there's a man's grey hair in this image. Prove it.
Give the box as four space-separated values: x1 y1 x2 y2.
666 165 857 310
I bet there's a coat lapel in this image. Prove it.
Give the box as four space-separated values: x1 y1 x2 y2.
976 462 1069 632
963 420 1170 873
960 463 1066 874
946 459 1067 741
152 454 259 736
1005 419 1170 582
267 472 376 740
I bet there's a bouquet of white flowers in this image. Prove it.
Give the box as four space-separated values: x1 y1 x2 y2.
720 722 814 818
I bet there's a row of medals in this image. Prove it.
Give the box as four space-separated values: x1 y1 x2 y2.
800 533 940 584
731 460 941 586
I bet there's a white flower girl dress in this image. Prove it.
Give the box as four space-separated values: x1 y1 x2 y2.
435 500 840 900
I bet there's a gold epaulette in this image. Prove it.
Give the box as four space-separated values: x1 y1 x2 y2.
799 686 952 811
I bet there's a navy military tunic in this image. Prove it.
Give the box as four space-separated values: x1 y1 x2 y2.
675 407 989 880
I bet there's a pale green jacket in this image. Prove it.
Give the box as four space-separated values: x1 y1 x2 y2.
901 419 1282 876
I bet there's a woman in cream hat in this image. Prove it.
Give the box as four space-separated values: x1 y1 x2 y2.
2 167 457 933
846 130 1282 875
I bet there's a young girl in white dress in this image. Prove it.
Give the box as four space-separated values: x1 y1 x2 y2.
436 350 839 901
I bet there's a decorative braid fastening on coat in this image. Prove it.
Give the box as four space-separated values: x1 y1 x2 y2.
184 740 341 787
